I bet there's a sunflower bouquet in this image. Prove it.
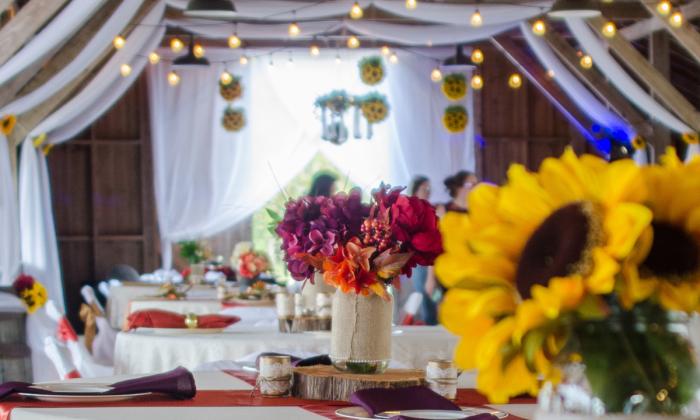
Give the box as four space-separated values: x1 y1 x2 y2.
275 185 442 299
437 148 700 415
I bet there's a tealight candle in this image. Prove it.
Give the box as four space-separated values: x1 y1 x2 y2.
426 359 458 399
276 293 294 319
258 355 293 396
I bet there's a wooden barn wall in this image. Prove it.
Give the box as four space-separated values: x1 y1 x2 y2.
474 44 583 184
47 74 159 327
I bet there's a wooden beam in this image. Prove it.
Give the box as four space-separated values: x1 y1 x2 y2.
650 31 672 152
0 0 68 66
542 23 654 137
588 15 700 133
622 1 700 41
641 0 700 66
7 0 157 146
491 35 596 141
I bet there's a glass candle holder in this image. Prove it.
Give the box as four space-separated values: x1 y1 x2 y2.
426 359 458 399
258 355 293 397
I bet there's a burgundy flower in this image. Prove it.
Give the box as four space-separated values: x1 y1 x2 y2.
390 195 443 275
372 183 405 212
13 274 36 294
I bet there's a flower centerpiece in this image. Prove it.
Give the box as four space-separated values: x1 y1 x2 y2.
437 148 700 416
276 185 442 373
232 242 270 285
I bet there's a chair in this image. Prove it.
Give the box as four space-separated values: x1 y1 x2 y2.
400 292 424 326
106 264 140 282
80 285 117 365
43 336 81 379
97 281 112 298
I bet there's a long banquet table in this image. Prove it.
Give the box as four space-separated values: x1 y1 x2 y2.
1 370 537 419
114 326 459 374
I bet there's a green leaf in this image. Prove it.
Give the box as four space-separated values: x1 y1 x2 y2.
522 328 547 372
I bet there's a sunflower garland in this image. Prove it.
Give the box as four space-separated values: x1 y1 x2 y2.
441 74 467 101
358 56 385 86
359 92 389 124
442 105 468 133
219 76 243 101
221 106 245 132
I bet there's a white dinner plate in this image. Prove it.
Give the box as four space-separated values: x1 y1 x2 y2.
18 392 151 403
335 406 508 419
136 327 224 334
29 383 113 393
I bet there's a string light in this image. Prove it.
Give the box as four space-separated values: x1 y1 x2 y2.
288 21 301 37
471 74 484 90
532 20 546 36
347 35 360 49
167 71 180 86
470 9 483 27
381 45 391 56
389 52 399 64
405 0 417 10
193 43 205 58
669 11 683 28
113 35 126 49
228 34 241 49
310 44 320 56
170 38 184 53
148 52 160 65
471 48 484 64
656 1 672 16
602 21 617 37
508 73 522 89
430 67 443 82
580 54 593 69
119 64 131 77
546 69 555 79
239 55 249 65
350 1 363 19
220 71 233 84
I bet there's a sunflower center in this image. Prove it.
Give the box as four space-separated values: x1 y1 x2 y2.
639 222 699 281
515 202 597 299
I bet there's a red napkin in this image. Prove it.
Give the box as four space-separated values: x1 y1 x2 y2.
125 310 240 330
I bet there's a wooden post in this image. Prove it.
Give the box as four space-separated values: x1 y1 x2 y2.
0 0 68 66
542 23 654 137
650 31 672 154
588 15 700 133
640 0 700 65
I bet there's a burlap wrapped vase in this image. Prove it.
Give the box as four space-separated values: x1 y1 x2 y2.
330 289 392 374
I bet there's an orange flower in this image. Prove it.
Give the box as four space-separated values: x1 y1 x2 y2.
322 239 387 298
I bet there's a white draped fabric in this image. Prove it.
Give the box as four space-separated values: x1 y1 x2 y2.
0 0 144 117
149 49 473 268
688 144 700 163
0 0 106 86
520 23 634 140
566 18 693 134
0 137 19 285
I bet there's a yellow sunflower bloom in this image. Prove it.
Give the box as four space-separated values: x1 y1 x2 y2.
1 115 16 135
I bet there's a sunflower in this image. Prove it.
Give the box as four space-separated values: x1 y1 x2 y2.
631 135 646 150
358 56 385 86
441 74 467 101
437 148 653 402
442 105 468 133
1 114 16 135
19 281 48 313
619 149 700 312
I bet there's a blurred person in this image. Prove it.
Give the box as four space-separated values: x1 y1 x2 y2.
436 171 478 217
308 173 337 197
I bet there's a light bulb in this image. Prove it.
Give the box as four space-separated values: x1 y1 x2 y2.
119 64 131 77
228 34 241 49
602 21 617 37
220 71 233 84
193 44 205 58
508 73 522 89
669 11 683 28
430 67 443 82
471 48 484 64
113 35 126 49
167 71 180 86
657 1 672 15
239 55 249 65
471 74 484 90
148 52 160 65
470 9 483 27
546 69 555 79
389 52 398 64
310 44 320 56
580 54 593 69
170 38 184 53
347 35 360 49
532 20 546 36
405 0 417 10
288 22 301 37
350 2 363 19
381 45 391 56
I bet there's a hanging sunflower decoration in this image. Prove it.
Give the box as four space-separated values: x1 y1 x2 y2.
219 76 243 101
222 106 245 132
442 105 468 133
12 274 48 314
359 56 385 86
631 135 646 150
682 132 699 145
1 114 16 135
359 92 389 124
441 73 467 101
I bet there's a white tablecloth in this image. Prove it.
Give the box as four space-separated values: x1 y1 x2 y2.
114 326 458 374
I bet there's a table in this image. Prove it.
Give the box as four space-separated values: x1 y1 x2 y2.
128 298 224 318
114 326 459 374
3 370 537 419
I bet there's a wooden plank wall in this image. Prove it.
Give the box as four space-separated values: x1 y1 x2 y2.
47 75 159 327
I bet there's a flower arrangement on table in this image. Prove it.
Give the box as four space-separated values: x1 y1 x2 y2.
437 148 700 415
179 241 206 265
232 242 270 280
156 282 191 300
12 274 48 314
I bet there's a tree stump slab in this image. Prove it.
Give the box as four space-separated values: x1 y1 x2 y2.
292 365 426 401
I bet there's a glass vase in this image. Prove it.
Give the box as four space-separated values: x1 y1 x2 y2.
330 289 392 374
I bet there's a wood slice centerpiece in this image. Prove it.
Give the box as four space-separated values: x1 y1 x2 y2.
292 365 426 401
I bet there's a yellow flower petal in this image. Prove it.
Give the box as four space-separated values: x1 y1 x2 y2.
585 248 620 294
603 203 653 260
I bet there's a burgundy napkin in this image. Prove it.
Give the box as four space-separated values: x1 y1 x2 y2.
254 353 331 369
126 310 239 330
0 367 196 400
350 386 461 417
390 414 498 420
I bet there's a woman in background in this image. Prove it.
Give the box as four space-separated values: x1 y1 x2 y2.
308 173 337 197
436 170 478 217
